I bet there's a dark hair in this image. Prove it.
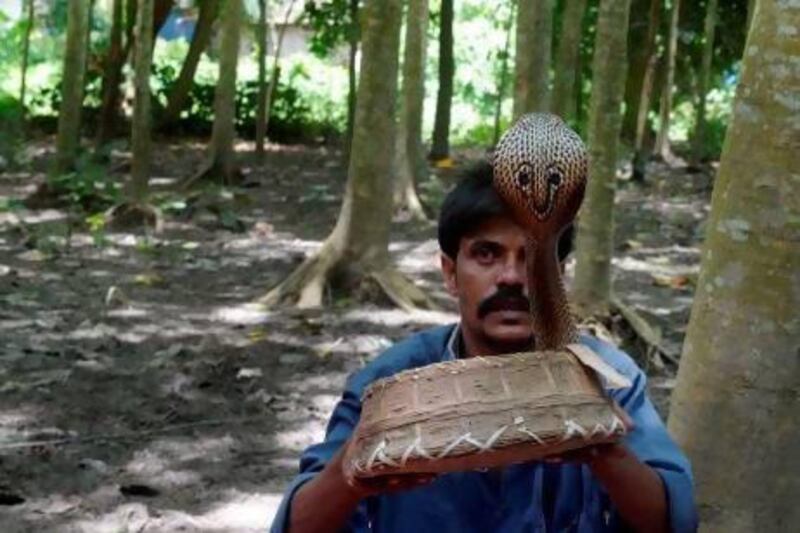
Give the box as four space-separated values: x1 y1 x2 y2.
437 160 574 261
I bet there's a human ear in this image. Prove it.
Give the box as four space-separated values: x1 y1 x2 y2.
440 253 458 296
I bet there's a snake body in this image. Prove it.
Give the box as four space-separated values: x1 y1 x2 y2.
492 113 588 351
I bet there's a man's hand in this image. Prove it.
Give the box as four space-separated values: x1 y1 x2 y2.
545 442 670 533
340 436 438 499
289 437 438 533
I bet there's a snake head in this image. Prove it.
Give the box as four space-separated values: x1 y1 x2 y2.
492 113 588 240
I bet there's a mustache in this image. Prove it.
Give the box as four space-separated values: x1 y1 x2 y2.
477 285 531 319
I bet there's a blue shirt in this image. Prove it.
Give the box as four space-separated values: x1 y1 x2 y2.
270 325 698 532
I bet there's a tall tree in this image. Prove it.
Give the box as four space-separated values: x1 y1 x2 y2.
344 0 360 162
552 0 587 125
261 0 430 310
19 0 34 117
621 0 653 142
394 0 430 219
630 0 662 182
262 0 299 142
513 0 553 117
186 0 243 186
492 0 516 145
97 0 125 146
746 0 756 34
160 0 218 129
572 0 632 316
691 0 718 164
655 0 681 159
255 0 269 159
54 0 91 174
129 0 155 204
429 0 455 161
668 1 800 529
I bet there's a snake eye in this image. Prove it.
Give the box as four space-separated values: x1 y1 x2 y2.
516 165 532 188
548 170 563 187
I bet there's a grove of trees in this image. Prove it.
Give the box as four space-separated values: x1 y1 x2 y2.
0 0 796 527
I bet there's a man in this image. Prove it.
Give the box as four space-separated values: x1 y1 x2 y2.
271 162 698 532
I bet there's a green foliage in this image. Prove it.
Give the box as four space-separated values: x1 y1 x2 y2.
0 91 24 168
303 0 359 58
149 45 347 141
47 155 122 212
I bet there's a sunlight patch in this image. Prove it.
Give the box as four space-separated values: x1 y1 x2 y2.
341 308 458 327
212 303 272 325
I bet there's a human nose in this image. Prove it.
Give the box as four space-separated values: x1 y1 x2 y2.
496 255 525 287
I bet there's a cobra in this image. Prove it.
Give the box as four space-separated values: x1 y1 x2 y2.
492 113 588 351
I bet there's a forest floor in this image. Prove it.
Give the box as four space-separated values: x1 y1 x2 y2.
0 139 714 532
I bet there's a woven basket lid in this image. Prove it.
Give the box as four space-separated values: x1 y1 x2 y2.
350 350 628 478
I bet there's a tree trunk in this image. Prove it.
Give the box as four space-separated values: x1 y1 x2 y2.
261 0 432 311
492 1 516 146
572 0 632 317
160 0 217 129
690 0 718 164
630 0 662 182
620 0 651 142
393 0 429 219
123 0 174 65
668 2 800 529
552 0 587 126
746 0 756 34
97 0 125 146
262 0 298 141
655 0 681 159
344 0 359 163
19 0 34 117
255 0 268 158
54 0 91 174
429 0 454 161
512 0 553 118
129 0 154 203
184 0 242 187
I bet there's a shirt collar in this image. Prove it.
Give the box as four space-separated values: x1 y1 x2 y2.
446 323 463 360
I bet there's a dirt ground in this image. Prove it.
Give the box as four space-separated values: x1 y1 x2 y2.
0 140 713 532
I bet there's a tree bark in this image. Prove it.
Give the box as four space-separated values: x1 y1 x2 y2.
394 0 429 219
572 0 632 317
620 0 651 142
631 0 662 182
513 0 553 118
160 0 217 129
429 0 455 161
97 0 125 146
129 0 154 203
654 0 681 159
261 0 432 311
192 0 242 185
344 0 360 163
262 0 298 142
255 0 268 158
690 0 718 164
668 2 800 529
746 0 756 35
19 0 34 117
492 1 516 145
54 0 91 174
552 0 586 125
123 0 174 66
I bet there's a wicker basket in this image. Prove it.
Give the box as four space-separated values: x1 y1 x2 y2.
350 349 628 478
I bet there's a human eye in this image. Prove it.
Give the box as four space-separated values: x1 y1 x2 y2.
472 242 498 264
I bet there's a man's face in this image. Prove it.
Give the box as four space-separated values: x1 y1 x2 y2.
441 215 532 356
